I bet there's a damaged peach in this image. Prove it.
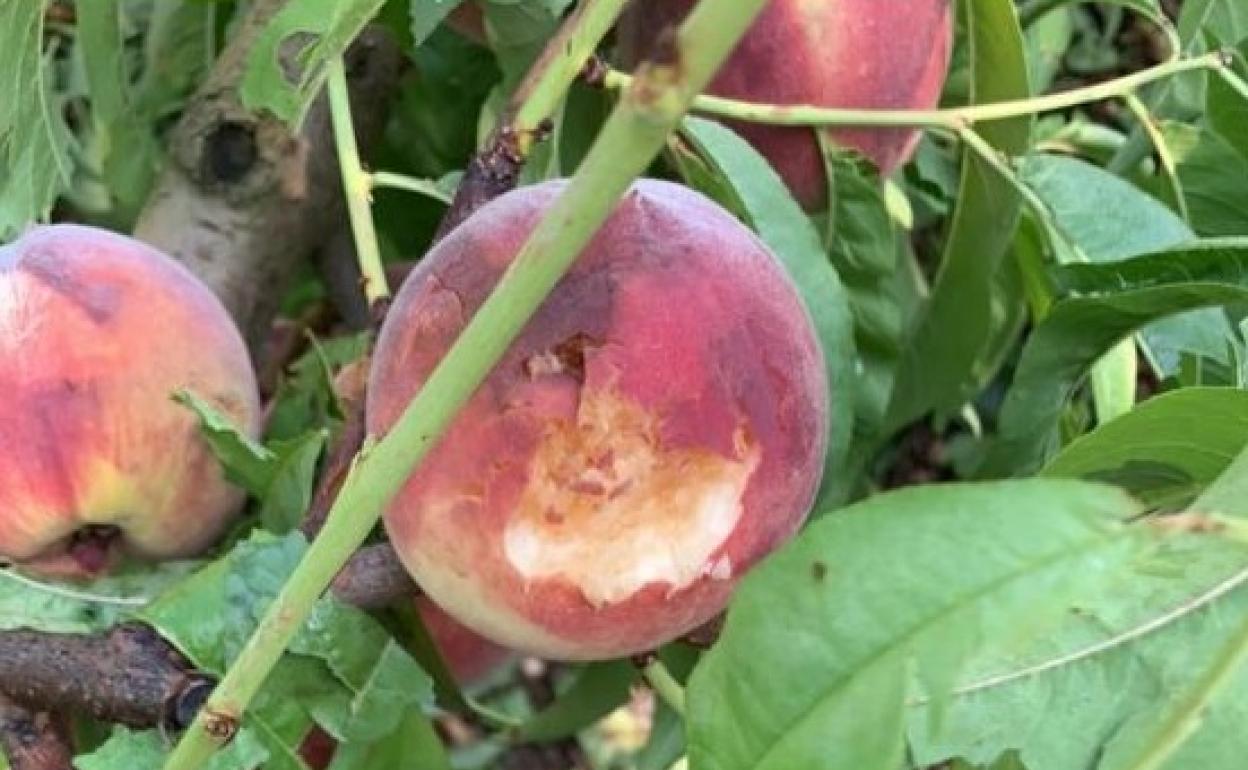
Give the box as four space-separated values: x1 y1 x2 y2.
368 180 829 660
0 225 261 576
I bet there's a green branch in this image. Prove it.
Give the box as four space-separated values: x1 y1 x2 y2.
600 51 1224 129
508 0 632 151
326 57 388 305
160 1 772 768
642 659 687 717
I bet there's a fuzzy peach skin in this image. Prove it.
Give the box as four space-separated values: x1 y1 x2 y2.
620 0 954 209
0 225 261 575
418 595 514 684
368 180 829 661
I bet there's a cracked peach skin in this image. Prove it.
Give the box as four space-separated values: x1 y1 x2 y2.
368 180 829 661
620 0 954 209
0 225 261 574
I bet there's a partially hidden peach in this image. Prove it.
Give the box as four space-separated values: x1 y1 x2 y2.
0 225 261 575
620 0 954 208
368 180 829 661
418 595 514 684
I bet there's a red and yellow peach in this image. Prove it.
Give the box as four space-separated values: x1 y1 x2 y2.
0 225 261 575
620 0 954 208
417 596 514 684
368 180 828 661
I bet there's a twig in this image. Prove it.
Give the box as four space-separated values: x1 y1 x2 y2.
0 624 209 731
327 57 389 308
0 696 74 770
432 0 631 241
596 51 1227 130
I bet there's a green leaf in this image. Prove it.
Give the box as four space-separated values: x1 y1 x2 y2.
1208 72 1248 161
266 332 371 443
133 0 216 119
1191 442 1248 519
1024 155 1191 261
1022 153 1235 378
75 725 268 770
886 0 1033 432
478 0 571 94
1043 388 1248 509
257 431 330 533
139 531 308 671
907 533 1248 770
0 561 198 634
411 0 469 48
247 665 322 770
1163 121 1248 238
675 116 857 508
327 709 451 770
240 0 387 125
1183 0 1248 46
176 390 277 497
178 389 328 532
982 240 1248 477
0 0 74 238
518 661 637 742
75 0 161 223
1025 5 1073 91
820 152 906 446
293 619 435 742
687 480 1147 770
1097 600 1248 770
137 531 441 764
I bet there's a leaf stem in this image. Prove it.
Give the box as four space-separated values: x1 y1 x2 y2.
326 57 388 305
160 2 772 768
1120 91 1188 222
601 52 1224 129
368 172 452 204
642 659 687 717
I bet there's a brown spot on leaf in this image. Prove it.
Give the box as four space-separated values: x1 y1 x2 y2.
811 561 827 582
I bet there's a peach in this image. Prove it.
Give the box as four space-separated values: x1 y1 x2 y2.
368 180 828 661
619 0 954 208
0 225 261 575
417 596 514 685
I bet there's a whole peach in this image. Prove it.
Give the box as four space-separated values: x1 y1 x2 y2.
368 180 828 661
0 225 261 575
620 0 954 208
